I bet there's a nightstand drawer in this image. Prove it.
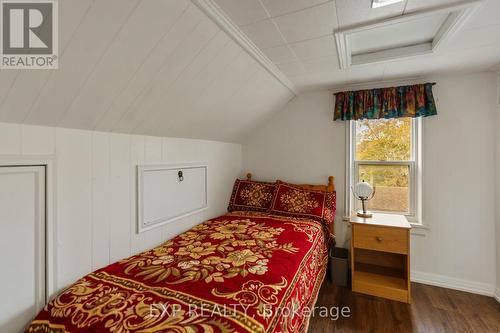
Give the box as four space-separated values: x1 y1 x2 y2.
353 224 408 254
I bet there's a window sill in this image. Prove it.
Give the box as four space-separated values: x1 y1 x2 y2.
410 222 430 236
409 223 429 229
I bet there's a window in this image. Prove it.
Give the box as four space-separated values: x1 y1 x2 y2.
347 117 421 223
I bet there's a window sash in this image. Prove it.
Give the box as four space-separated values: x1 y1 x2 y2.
353 118 416 163
353 161 416 217
346 118 421 224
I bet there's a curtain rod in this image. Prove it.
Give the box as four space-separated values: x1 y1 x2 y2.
334 82 436 95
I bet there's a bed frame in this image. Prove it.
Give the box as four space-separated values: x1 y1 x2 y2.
245 173 335 237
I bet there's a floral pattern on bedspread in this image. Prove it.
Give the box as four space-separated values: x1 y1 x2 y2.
26 212 328 333
122 219 299 285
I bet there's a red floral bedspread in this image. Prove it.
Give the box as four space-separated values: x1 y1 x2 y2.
26 211 329 333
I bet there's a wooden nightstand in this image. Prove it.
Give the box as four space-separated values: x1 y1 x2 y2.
350 213 411 303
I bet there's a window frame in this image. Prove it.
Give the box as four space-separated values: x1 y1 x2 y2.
345 117 422 224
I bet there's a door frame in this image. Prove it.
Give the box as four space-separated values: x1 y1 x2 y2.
0 157 56 302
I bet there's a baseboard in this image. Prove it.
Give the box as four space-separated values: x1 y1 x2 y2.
494 288 500 303
411 270 495 297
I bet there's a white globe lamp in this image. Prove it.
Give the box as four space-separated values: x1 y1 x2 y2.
352 180 375 218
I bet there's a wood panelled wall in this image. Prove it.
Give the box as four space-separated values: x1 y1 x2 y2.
0 122 242 296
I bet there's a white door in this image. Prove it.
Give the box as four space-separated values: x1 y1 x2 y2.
0 166 45 333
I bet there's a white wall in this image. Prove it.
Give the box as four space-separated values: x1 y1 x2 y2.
496 74 500 301
243 72 498 296
0 122 242 297
242 91 348 245
410 72 496 296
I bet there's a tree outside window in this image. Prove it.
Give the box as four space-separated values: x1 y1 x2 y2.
354 118 414 214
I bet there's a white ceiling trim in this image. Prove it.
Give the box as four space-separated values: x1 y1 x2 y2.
371 0 405 9
192 0 298 96
335 0 482 69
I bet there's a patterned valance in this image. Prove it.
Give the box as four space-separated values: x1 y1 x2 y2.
334 83 437 121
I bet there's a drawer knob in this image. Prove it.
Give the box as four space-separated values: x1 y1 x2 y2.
376 236 383 242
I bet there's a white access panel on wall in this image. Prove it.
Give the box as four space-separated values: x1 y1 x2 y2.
0 166 45 333
137 164 207 233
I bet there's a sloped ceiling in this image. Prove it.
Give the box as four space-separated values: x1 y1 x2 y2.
0 0 295 143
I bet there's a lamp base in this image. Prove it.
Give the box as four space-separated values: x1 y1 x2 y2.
356 210 373 218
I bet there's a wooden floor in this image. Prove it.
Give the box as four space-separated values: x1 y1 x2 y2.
308 280 500 332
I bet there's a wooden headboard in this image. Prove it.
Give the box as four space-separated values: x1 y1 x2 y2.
245 172 336 241
246 173 335 192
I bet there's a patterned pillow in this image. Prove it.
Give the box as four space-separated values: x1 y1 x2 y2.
227 179 276 212
270 181 336 225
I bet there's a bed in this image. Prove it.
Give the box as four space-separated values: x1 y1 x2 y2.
26 174 335 333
